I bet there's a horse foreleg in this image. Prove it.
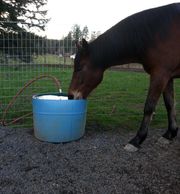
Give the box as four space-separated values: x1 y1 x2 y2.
124 74 169 152
161 79 178 141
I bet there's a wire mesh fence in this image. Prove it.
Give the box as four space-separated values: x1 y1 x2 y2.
0 21 179 129
0 22 75 128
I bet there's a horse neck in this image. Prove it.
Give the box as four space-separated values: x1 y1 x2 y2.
89 32 142 69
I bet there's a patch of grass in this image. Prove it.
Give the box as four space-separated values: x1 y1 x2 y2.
0 67 180 130
34 54 73 65
0 54 73 66
87 71 180 130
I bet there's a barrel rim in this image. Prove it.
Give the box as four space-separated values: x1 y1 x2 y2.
32 92 87 102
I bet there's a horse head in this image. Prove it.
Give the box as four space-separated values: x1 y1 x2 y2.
68 39 104 99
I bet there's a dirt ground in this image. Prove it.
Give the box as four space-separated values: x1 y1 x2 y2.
0 125 180 194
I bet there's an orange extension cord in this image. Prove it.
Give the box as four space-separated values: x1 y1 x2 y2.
0 75 61 126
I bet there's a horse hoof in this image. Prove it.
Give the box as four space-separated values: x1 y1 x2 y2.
124 143 139 152
158 137 171 145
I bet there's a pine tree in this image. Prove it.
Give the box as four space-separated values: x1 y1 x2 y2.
0 0 49 32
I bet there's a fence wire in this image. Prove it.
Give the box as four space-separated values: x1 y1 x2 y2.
0 23 75 127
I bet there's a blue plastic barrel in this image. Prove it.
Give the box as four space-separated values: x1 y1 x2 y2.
32 93 87 143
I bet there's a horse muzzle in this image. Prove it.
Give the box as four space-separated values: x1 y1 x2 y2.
68 90 84 100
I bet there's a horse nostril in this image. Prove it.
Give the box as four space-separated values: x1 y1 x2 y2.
68 94 74 99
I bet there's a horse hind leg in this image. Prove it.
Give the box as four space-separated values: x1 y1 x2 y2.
124 73 169 152
160 79 179 143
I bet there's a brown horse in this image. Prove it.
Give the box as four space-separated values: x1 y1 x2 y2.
68 3 180 152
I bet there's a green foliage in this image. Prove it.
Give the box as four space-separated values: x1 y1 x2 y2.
0 0 49 63
72 24 82 41
0 31 47 62
82 26 89 40
0 0 49 31
34 54 73 65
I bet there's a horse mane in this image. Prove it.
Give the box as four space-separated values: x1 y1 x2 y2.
89 3 180 68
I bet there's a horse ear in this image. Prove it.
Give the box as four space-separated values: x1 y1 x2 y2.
75 39 89 53
82 38 88 50
75 40 81 50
